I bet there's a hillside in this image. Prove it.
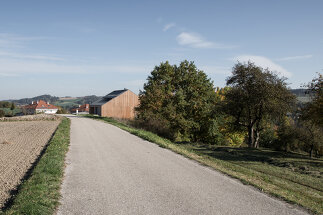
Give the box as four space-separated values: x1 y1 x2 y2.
6 95 60 105
290 89 311 103
54 95 101 109
5 95 101 110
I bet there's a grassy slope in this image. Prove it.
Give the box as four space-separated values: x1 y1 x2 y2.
86 115 322 214
54 99 82 109
1 117 70 215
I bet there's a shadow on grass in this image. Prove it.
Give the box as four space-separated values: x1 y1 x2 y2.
187 144 322 175
86 115 322 168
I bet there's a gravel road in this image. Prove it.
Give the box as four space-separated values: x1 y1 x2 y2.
57 116 308 215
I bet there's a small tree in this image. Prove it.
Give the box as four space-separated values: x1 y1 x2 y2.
56 106 68 114
10 102 15 110
224 62 295 148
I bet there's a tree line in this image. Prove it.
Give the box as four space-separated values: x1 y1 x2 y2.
135 60 322 157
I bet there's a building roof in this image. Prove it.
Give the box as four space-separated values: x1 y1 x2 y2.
91 89 128 106
24 100 58 110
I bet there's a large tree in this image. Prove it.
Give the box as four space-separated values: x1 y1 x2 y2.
224 62 295 148
302 73 323 126
136 60 218 143
299 73 323 157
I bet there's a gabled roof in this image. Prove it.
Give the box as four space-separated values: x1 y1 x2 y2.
24 100 58 110
91 89 128 106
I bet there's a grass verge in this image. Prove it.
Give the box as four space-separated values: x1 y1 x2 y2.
86 115 322 214
1 117 70 215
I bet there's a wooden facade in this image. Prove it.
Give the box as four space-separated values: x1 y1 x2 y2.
90 89 139 119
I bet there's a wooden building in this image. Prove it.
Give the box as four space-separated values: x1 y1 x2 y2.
89 89 139 119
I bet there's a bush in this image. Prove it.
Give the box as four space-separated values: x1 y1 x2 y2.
274 121 299 152
5 110 13 117
56 108 68 114
259 127 277 148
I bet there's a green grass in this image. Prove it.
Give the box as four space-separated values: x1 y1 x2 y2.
54 99 82 109
86 115 322 214
1 117 70 215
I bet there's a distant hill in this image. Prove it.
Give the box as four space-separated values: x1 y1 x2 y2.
6 94 60 105
290 89 311 103
5 94 101 110
54 95 101 109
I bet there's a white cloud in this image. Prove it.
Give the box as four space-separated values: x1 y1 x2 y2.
176 32 234 49
163 23 176 31
277 55 312 61
0 33 49 48
0 51 64 61
234 55 292 78
177 32 214 48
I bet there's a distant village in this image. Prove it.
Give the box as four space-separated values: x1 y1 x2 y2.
0 89 139 120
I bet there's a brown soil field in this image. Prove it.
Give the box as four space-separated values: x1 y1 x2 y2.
0 114 61 122
0 119 60 208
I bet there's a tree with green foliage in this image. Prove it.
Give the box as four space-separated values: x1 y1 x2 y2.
0 101 11 108
136 60 219 143
299 73 323 157
302 73 323 126
56 107 68 114
10 102 15 110
223 62 296 148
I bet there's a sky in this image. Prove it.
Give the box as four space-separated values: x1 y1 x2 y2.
0 0 322 100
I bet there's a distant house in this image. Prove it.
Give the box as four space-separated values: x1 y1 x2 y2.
23 100 58 114
71 104 89 114
90 89 139 119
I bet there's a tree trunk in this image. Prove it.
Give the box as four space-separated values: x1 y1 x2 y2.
248 126 254 148
310 144 314 158
254 130 260 148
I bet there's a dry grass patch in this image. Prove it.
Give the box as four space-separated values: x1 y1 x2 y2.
0 114 60 122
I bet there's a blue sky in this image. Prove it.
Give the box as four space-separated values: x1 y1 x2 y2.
0 0 322 100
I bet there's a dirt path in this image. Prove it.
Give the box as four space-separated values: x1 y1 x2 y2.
58 116 308 215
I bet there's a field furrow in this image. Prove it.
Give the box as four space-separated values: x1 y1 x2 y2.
0 119 60 207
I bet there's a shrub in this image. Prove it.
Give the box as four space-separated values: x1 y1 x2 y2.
259 126 277 148
274 121 299 152
56 109 68 114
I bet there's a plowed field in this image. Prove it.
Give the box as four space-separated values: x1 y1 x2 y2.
0 120 60 207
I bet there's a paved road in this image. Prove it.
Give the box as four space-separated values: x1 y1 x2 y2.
57 116 308 215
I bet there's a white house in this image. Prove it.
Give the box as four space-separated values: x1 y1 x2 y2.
23 100 58 114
